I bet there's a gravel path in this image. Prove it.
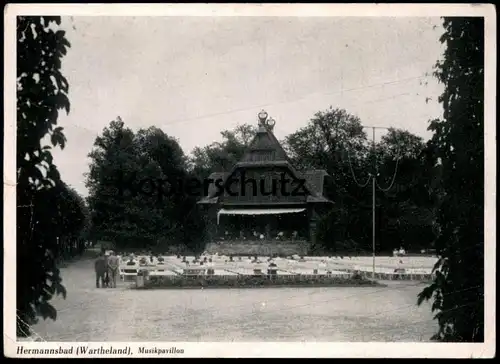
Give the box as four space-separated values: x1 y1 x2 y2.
31 258 437 342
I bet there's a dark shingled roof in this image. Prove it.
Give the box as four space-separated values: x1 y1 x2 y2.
198 169 331 204
205 171 229 197
303 170 328 196
197 113 332 205
241 124 289 163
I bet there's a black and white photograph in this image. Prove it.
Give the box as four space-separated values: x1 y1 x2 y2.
4 3 495 358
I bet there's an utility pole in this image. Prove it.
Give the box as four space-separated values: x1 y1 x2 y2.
361 125 393 280
371 127 376 280
338 63 398 280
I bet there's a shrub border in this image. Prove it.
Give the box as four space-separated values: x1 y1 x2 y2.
135 274 383 289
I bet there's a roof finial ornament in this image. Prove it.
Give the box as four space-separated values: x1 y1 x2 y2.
267 117 276 131
258 109 268 126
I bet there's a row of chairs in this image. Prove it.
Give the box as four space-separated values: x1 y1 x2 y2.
118 259 169 280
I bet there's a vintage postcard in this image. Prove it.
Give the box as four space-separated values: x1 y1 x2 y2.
3 3 496 358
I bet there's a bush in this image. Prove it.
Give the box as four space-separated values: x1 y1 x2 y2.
140 274 379 289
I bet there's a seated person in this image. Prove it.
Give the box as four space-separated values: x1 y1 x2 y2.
126 256 136 266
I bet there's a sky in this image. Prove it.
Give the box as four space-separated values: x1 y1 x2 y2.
49 16 446 196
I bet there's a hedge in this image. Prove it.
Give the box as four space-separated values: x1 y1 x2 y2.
136 274 382 289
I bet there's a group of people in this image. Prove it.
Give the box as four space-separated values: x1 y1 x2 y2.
123 253 164 266
94 250 167 287
392 247 407 257
221 230 301 241
94 249 120 288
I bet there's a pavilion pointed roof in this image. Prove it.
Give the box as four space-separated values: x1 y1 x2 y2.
240 114 289 163
198 110 332 205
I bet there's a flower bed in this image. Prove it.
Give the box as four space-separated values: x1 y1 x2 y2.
336 268 434 281
137 274 381 289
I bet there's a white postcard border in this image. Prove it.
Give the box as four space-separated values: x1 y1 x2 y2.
3 3 496 358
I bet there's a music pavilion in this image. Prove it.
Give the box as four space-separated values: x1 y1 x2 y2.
198 110 333 252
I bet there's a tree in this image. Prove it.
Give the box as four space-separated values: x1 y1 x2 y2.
134 126 205 253
53 183 90 260
189 124 257 178
375 128 437 252
85 118 137 246
86 120 206 253
16 16 72 337
417 17 484 342
285 107 368 171
286 107 440 255
285 108 373 253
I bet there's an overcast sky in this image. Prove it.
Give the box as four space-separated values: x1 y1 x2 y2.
50 16 445 196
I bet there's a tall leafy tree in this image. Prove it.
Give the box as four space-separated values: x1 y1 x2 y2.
86 120 206 253
286 108 439 254
417 17 484 342
134 126 204 252
86 118 137 247
16 16 72 337
375 129 437 252
53 183 90 260
189 124 257 178
285 108 373 253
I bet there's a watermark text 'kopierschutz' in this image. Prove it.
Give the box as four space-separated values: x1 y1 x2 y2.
116 171 308 201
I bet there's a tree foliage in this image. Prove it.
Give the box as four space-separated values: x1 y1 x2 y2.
17 16 88 337
189 124 257 178
53 182 91 260
375 129 438 252
86 119 206 254
284 108 437 254
185 108 439 255
285 108 371 253
417 17 484 342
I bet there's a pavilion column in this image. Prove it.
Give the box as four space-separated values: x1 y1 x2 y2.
309 220 317 254
212 207 219 240
201 205 218 243
308 207 319 255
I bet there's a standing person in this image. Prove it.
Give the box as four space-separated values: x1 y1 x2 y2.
107 251 120 288
103 251 110 287
94 252 107 288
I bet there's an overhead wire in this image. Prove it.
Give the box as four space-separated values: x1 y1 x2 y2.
375 146 402 192
347 146 372 188
61 73 430 136
376 157 401 192
156 74 428 128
